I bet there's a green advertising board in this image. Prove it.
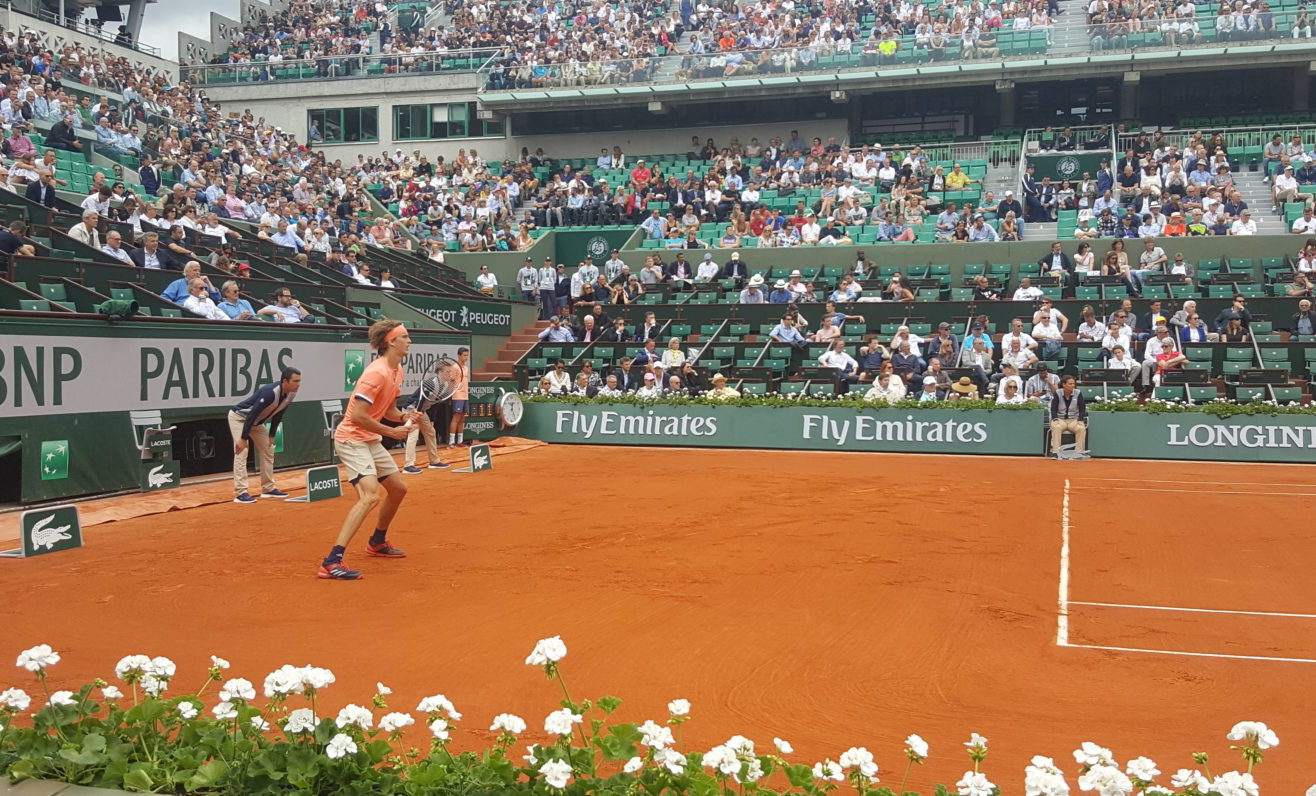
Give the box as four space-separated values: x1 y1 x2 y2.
519 402 1044 455
287 464 343 502
139 459 182 492
553 229 636 267
399 294 513 335
1027 152 1110 182
1089 412 1316 463
1 504 83 559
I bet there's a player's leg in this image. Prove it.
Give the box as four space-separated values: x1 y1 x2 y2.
319 440 380 579
364 442 407 558
227 411 255 503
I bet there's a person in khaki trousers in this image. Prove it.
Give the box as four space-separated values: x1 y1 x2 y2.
401 361 455 474
228 367 302 503
1049 374 1089 458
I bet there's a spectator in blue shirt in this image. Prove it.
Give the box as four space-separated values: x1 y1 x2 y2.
769 315 807 346
640 210 667 240
537 316 576 343
768 280 794 303
216 280 256 320
162 261 216 305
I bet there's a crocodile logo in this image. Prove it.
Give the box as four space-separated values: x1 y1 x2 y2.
473 449 490 470
147 465 175 488
29 515 72 551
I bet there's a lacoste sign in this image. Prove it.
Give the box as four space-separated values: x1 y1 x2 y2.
287 465 342 503
139 460 181 492
1 504 83 559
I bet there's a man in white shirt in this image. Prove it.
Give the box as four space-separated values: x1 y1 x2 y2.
799 216 821 244
475 264 498 294
1012 276 1043 301
1031 315 1064 360
1001 318 1038 351
100 230 132 264
1293 205 1316 235
695 253 719 282
201 212 236 241
1137 325 1171 388
81 186 111 215
604 250 627 282
1229 210 1257 236
1273 165 1314 210
183 278 230 321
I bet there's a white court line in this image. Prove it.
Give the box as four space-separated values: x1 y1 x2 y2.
1059 641 1316 664
1074 478 1316 488
1069 601 1316 620
1069 486 1316 497
1056 479 1070 646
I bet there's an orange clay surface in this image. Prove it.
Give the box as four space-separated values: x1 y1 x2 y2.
2 445 1314 791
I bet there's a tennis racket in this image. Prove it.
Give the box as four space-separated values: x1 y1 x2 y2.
403 356 460 427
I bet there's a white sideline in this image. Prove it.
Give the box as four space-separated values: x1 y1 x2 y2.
1069 601 1316 620
1070 485 1316 497
1075 477 1316 487
1058 642 1316 665
1056 479 1070 646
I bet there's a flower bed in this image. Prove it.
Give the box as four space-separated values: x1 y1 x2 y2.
0 640 1292 795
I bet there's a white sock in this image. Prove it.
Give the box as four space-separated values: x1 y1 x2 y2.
448 433 456 444
457 433 464 445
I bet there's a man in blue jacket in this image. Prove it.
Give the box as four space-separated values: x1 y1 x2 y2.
227 367 301 503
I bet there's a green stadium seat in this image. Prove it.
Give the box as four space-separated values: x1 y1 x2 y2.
18 299 49 311
1187 386 1219 403
779 382 807 395
159 308 183 318
1153 386 1185 401
739 382 767 395
1233 386 1267 402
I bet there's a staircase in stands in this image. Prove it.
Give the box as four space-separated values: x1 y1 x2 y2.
473 319 549 380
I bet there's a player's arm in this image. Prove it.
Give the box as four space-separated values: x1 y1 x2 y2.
347 398 409 439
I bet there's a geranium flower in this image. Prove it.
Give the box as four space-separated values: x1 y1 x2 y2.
378 712 414 733
525 636 568 666
906 733 930 759
703 744 741 776
177 701 198 720
538 759 572 789
1210 771 1259 796
624 756 643 774
774 737 794 755
209 655 230 671
667 698 690 716
657 748 687 775
838 746 879 779
115 655 151 682
543 707 582 736
1170 769 1209 790
957 771 997 796
1124 756 1159 782
429 718 450 741
283 708 317 734
262 665 303 698
334 704 373 730
213 701 237 720
100 686 122 700
218 678 256 702
375 682 391 695
48 690 75 707
965 733 989 749
325 733 357 760
147 657 176 679
1025 763 1071 796
1227 721 1279 750
16 644 60 673
812 760 844 781
0 688 31 711
140 674 167 697
639 719 674 749
250 716 270 732
490 713 526 734
300 666 335 691
1077 763 1132 795
416 694 461 719
1073 741 1115 768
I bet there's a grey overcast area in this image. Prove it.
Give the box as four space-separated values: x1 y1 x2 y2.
136 0 240 61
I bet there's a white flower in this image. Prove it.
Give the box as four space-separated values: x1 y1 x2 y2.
115 655 152 680
1170 769 1209 790
704 744 741 776
639 719 674 749
140 674 167 697
1124 756 1159 782
525 636 568 666
147 657 176 679
177 701 198 720
1073 741 1115 768
213 701 238 720
839 747 879 780
812 761 844 781
48 690 76 707
1227 721 1279 750
1210 771 1259 796
1032 756 1060 770
16 644 60 672
325 733 357 760
906 733 929 758
335 704 373 730
668 698 690 716
219 678 256 702
262 666 302 698
965 733 989 749
209 655 230 670
624 756 643 774
283 708 317 734
378 712 414 733
100 686 123 700
429 718 450 741
957 770 997 796
416 694 460 718
1025 764 1071 796
490 713 526 735
774 737 794 755
375 682 391 695
544 707 583 736
523 744 539 765
301 667 335 691
1305 785 1316 796
0 688 31 711
539 758 572 789
657 748 686 775
725 735 754 755
250 716 270 732
1077 764 1133 796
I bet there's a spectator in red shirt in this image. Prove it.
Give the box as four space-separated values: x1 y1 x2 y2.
630 160 652 185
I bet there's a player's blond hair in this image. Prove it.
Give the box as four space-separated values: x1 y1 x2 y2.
368 319 403 354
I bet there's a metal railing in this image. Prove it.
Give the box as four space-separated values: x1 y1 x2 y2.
478 21 1316 93
182 47 502 86
1115 123 1316 155
6 2 162 57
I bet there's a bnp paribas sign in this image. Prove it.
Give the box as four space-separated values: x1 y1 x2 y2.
523 403 1042 456
1091 413 1316 463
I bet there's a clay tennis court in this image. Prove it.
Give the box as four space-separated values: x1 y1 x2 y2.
2 445 1313 791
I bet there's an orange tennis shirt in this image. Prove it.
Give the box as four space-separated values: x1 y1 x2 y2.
453 361 470 401
334 356 405 443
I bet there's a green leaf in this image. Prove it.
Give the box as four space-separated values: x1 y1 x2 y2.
785 764 814 789
595 723 643 761
596 696 623 714
688 771 722 796
122 766 154 792
934 785 952 796
184 759 230 791
58 733 107 766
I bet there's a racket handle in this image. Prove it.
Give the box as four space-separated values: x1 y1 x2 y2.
404 419 415 428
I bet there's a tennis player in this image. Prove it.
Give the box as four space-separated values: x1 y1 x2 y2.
447 347 471 446
319 319 420 581
228 366 301 504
